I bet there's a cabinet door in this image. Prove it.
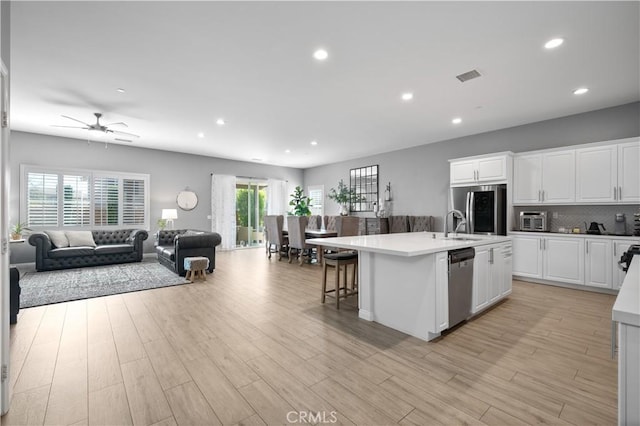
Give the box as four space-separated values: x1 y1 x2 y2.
576 145 617 203
435 252 449 332
450 160 477 185
542 150 575 203
613 239 639 290
618 141 640 203
477 156 507 182
543 237 584 285
472 246 490 313
512 235 543 278
585 239 612 288
501 243 513 296
488 246 502 304
513 154 542 204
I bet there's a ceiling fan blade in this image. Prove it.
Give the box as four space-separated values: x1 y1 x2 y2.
61 115 91 126
110 129 140 138
51 125 89 129
105 122 128 127
114 138 133 143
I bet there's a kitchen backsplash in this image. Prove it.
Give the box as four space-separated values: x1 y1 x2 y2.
513 205 640 235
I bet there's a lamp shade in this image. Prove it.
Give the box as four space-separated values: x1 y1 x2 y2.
162 209 178 220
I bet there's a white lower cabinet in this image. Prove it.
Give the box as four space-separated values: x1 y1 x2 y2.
585 239 612 288
512 233 639 290
472 242 509 314
435 252 449 332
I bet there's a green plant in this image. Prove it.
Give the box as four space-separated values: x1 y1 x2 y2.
327 179 364 205
157 218 167 230
12 222 27 234
289 186 312 216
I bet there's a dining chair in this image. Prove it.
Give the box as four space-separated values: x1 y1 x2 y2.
306 215 322 230
324 215 338 232
409 215 434 232
389 215 409 233
264 215 288 260
286 215 314 265
336 216 360 237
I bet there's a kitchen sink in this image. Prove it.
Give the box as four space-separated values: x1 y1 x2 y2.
442 236 482 241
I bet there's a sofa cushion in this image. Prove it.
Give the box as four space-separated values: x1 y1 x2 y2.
66 231 97 247
46 230 69 248
94 244 134 255
160 247 175 261
49 247 95 258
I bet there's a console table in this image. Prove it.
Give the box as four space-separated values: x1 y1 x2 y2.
365 218 389 235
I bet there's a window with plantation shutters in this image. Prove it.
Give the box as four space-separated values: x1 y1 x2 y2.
308 185 324 216
123 178 145 225
63 174 90 226
27 172 59 226
21 165 150 230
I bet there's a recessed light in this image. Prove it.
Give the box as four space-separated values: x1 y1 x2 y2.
310 140 318 146
116 88 125 93
285 149 291 154
573 87 589 95
401 92 414 101
197 132 204 138
216 118 225 126
313 49 328 61
452 117 462 124
544 38 564 49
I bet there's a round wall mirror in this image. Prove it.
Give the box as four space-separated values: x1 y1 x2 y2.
176 190 198 211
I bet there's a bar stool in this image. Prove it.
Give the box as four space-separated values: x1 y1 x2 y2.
322 252 358 309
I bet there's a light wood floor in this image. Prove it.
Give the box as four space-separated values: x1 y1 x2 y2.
3 248 618 425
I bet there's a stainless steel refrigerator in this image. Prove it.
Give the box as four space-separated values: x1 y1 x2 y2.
450 184 507 235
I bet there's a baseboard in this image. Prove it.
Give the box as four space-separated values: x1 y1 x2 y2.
513 275 619 295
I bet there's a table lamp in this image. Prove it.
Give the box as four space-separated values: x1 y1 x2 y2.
162 209 178 229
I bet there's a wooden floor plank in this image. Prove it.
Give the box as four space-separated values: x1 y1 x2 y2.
120 358 173 426
164 381 221 426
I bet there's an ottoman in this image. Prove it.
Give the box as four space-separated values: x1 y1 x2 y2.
184 256 210 282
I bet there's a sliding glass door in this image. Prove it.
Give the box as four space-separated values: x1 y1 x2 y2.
235 179 267 248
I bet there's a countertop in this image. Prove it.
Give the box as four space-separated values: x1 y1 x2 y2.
510 231 640 240
613 258 640 327
306 232 511 257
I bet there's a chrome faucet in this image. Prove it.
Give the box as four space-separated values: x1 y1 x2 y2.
444 209 467 238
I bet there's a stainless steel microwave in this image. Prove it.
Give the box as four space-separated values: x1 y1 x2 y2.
519 211 548 232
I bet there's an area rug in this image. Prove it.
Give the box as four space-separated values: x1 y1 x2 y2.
19 262 189 308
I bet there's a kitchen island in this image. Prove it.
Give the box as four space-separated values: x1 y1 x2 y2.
307 232 512 341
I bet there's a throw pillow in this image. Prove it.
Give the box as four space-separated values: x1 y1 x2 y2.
65 231 97 247
46 230 69 248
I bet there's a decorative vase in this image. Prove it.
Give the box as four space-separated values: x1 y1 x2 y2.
340 204 349 216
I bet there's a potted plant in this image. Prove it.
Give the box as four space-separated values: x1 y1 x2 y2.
289 186 312 216
157 218 167 231
327 179 364 215
10 222 26 240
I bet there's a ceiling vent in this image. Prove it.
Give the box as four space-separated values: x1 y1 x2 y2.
456 69 481 82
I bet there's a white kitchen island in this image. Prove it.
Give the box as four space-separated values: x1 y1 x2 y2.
307 232 512 341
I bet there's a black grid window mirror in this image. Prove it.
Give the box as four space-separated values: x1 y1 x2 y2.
350 165 378 212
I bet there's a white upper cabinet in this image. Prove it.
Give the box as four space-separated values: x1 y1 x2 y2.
576 145 617 203
513 154 542 204
542 150 575 203
450 154 512 187
513 150 574 204
618 140 640 203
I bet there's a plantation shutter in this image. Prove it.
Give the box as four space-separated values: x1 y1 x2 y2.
93 177 120 225
308 186 324 216
62 174 91 226
122 178 145 225
27 172 59 227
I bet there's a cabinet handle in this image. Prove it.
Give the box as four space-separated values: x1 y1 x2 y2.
542 190 545 202
614 245 617 256
619 186 622 200
489 248 494 264
538 190 541 202
614 186 617 200
540 238 543 250
586 241 588 254
611 321 617 359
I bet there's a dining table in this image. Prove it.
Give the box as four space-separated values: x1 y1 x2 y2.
282 228 338 264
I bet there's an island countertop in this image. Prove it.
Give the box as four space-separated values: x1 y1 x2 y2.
613 257 640 327
306 232 511 257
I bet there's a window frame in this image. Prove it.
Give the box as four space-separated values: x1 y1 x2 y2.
20 164 150 231
307 184 324 217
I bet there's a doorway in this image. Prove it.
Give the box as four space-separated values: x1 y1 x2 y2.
235 179 267 248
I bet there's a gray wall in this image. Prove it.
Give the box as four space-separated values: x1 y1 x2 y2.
9 131 303 263
304 102 640 229
1 0 9 69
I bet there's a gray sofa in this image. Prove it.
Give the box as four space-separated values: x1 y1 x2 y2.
29 229 148 272
155 229 222 276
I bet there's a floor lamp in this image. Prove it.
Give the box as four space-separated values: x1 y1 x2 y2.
162 209 178 229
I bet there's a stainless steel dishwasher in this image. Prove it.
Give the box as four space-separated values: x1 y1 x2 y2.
448 247 475 328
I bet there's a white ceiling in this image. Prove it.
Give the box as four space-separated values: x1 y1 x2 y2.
10 1 640 168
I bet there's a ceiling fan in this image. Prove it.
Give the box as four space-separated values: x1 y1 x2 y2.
52 112 140 142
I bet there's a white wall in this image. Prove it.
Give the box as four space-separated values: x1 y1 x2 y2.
9 131 303 262
304 102 640 229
